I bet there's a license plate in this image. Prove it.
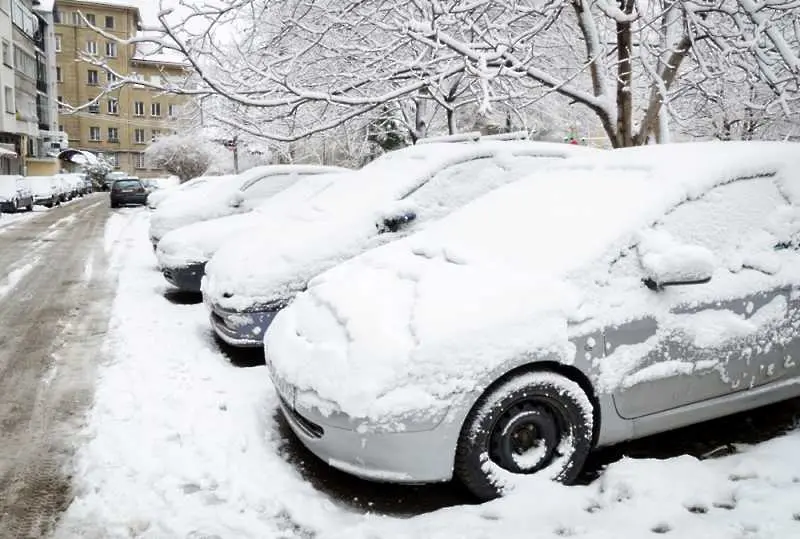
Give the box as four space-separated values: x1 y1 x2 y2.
121 189 134 193
267 358 296 404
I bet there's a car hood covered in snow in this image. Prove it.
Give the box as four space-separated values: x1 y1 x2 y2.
265 141 800 422
202 140 596 310
156 173 348 268
0 179 17 199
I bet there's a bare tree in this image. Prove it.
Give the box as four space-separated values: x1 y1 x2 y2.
74 0 800 148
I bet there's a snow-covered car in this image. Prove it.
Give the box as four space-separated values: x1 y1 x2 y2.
202 140 597 347
27 176 62 208
146 175 210 210
264 141 800 500
57 173 87 198
0 175 34 212
157 172 348 292
149 165 347 247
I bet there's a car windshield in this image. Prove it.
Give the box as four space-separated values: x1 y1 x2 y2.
114 180 141 189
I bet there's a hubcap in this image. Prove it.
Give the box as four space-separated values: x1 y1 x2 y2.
489 399 564 474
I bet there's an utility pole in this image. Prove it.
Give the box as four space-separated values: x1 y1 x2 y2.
232 135 239 174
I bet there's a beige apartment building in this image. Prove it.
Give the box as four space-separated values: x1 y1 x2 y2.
54 0 187 177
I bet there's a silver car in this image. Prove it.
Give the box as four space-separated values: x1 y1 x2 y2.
264 141 800 500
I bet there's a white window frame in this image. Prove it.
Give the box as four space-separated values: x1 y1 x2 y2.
89 126 100 141
105 41 116 58
134 129 145 144
86 40 97 55
150 102 161 117
107 98 118 115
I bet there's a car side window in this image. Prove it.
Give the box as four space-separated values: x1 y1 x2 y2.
241 173 298 201
605 177 790 282
654 177 788 270
400 156 545 223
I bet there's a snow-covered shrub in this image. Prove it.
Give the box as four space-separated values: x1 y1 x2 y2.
145 134 222 183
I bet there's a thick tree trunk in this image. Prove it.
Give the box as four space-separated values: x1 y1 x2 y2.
615 0 635 147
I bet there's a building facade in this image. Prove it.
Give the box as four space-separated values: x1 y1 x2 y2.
54 0 187 177
0 0 60 175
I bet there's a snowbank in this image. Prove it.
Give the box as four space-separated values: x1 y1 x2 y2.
57 207 800 539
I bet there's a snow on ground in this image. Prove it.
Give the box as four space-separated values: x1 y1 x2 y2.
57 208 800 539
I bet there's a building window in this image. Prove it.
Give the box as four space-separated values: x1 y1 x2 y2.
134 129 145 144
151 102 161 117
105 42 117 58
55 35 61 52
133 101 144 116
4 87 13 114
87 70 98 85
107 98 118 114
134 153 146 169
2 41 9 67
168 103 177 118
151 129 161 141
59 124 64 131
53 9 61 23
85 13 95 25
108 127 119 142
107 71 118 83
88 102 99 114
89 126 100 141
105 15 114 29
86 40 97 54
57 95 63 111
71 12 80 25
56 66 62 82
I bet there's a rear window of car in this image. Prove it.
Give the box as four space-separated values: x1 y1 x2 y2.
113 180 142 190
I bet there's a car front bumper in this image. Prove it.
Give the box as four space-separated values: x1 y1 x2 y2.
162 262 205 292
207 301 283 347
275 386 458 484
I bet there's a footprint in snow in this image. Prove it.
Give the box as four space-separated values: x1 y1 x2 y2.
651 522 672 534
685 504 708 514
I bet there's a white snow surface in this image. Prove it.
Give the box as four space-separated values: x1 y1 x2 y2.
266 141 800 419
156 172 348 268
149 165 344 242
57 207 800 539
145 175 214 210
203 140 596 310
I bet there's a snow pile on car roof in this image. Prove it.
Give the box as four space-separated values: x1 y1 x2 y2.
266 141 800 421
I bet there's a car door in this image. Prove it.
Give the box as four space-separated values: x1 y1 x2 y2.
601 175 798 419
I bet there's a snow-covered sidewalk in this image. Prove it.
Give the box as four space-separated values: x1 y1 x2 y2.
56 209 800 538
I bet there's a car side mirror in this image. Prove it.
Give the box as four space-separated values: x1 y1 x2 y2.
229 192 245 208
639 243 715 291
378 211 417 233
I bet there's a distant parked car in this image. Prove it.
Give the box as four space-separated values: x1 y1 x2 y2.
110 178 148 208
264 141 800 501
146 175 212 210
148 165 348 248
27 176 62 208
156 172 347 292
202 140 597 347
0 175 34 212
56 173 86 198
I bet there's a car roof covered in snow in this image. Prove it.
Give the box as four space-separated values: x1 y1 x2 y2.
392 140 800 278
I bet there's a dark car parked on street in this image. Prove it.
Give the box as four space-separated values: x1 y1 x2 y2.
110 178 148 208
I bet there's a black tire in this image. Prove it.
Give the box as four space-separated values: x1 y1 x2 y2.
110 202 118 208
454 371 594 501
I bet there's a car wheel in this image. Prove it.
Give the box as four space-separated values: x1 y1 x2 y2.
454 371 594 501
26 202 33 211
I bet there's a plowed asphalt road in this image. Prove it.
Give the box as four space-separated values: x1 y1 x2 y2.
0 195 112 538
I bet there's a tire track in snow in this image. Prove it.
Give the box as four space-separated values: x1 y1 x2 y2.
0 195 118 538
